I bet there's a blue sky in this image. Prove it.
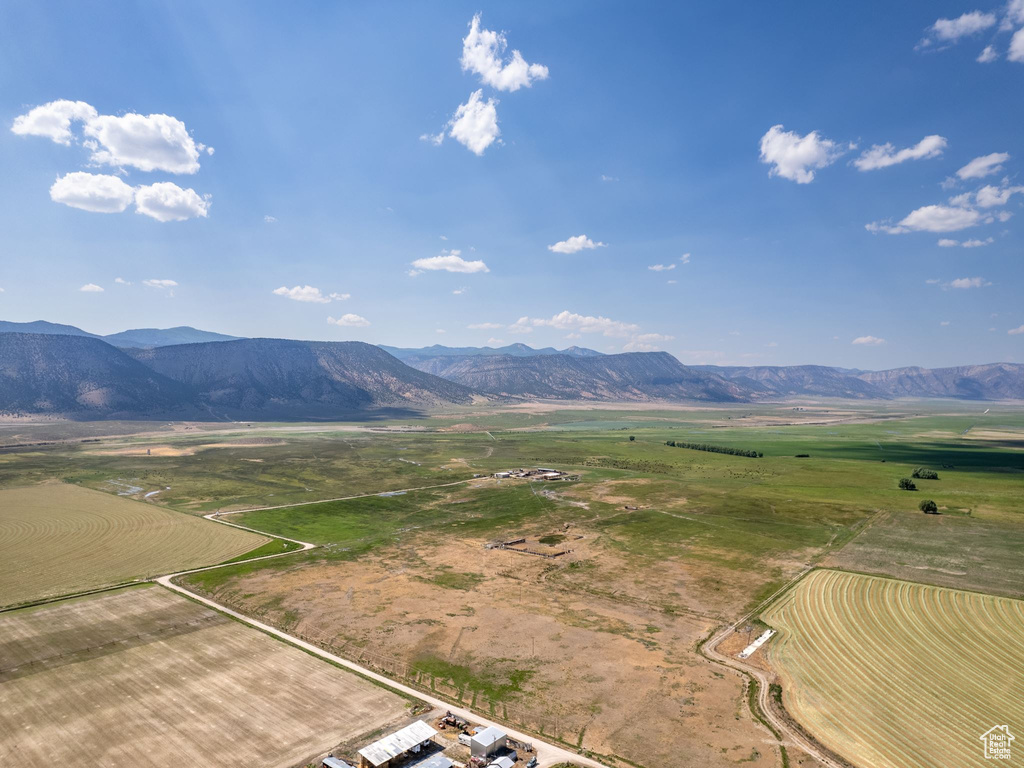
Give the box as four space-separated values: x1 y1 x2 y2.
1 1 1023 368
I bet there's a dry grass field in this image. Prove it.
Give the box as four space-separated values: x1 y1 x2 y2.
0 586 411 768
762 569 1024 768
0 483 267 606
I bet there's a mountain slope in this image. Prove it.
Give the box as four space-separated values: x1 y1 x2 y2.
129 338 477 417
104 326 242 348
0 320 98 338
407 351 748 402
857 364 1024 400
0 333 192 417
382 343 602 361
695 365 886 399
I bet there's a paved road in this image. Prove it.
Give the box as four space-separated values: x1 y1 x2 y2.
158 512 609 768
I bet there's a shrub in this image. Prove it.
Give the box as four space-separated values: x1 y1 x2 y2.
629 435 635 442
919 499 939 514
899 478 917 491
912 467 939 480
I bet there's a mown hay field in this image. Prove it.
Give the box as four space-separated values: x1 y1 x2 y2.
0 586 410 768
0 484 267 606
763 569 1024 768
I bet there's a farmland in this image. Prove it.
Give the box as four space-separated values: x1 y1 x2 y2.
0 483 267 606
0 586 412 768
761 569 1024 768
0 401 1022 767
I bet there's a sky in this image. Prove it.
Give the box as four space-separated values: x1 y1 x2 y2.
1 1 1023 369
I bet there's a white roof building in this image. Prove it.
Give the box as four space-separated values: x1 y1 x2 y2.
489 758 515 768
358 721 438 768
470 725 507 757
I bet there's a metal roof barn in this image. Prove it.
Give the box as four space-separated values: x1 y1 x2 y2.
470 725 507 757
358 720 438 767
489 757 515 768
408 754 453 768
323 758 356 768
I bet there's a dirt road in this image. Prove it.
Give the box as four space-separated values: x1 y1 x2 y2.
160 515 609 768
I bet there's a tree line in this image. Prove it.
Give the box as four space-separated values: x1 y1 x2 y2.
665 440 762 458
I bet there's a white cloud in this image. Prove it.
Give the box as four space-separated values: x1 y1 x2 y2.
328 313 370 328
143 279 177 292
79 283 104 293
547 235 606 254
508 316 533 334
435 328 446 334
949 276 989 288
1008 324 1024 335
961 237 994 247
264 215 277 223
452 287 468 295
623 332 674 352
759 124 846 183
83 112 203 174
867 204 983 234
411 249 489 273
957 152 1010 179
765 341 779 348
419 130 445 146
975 182 1024 207
921 11 997 47
853 135 947 171
852 335 886 346
272 285 348 304
940 320 951 326
1010 27 1024 61
134 182 210 222
532 310 640 338
938 238 959 247
600 174 618 182
114 277 130 285
486 337 505 345
11 100 97 145
998 210 1013 222
680 253 691 264
49 172 135 213
460 14 549 92
648 263 675 271
468 322 503 330
978 44 999 62
448 90 500 156
666 279 677 284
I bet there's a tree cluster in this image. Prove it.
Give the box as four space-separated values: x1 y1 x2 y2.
911 467 939 480
899 478 917 491
665 440 762 458
919 499 939 514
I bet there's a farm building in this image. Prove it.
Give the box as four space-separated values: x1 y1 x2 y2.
358 720 438 768
470 726 507 757
489 758 515 768
323 758 356 768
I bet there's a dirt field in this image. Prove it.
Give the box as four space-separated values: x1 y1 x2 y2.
196 534 781 768
0 484 266 606
0 586 411 768
762 569 1024 768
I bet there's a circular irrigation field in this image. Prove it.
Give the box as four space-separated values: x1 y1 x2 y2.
0 484 267 607
762 569 1024 768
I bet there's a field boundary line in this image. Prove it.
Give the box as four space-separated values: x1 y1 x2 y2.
210 477 478 516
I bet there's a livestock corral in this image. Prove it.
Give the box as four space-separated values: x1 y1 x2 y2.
762 569 1024 768
0 586 411 768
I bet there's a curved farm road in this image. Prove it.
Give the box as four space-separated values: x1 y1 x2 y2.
155 503 610 768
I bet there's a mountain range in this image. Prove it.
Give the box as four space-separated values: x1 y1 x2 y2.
0 322 1021 419
0 320 239 348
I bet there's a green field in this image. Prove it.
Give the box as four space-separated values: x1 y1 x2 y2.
763 569 1024 768
1 402 1022 767
0 483 268 607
